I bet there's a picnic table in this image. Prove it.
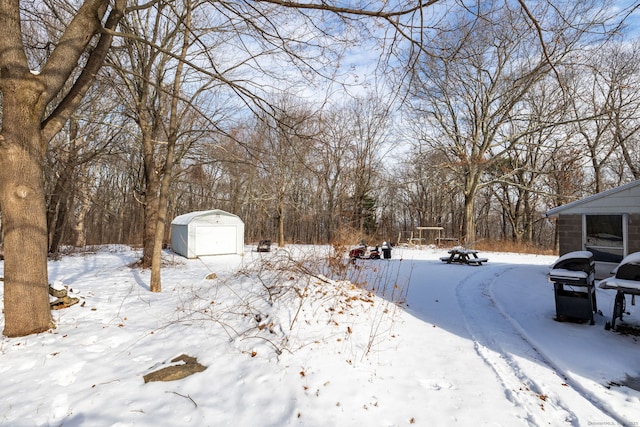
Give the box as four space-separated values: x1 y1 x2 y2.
440 248 488 266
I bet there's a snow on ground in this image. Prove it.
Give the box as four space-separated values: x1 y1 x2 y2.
0 245 639 426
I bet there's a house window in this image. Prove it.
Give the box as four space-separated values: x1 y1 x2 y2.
585 214 624 263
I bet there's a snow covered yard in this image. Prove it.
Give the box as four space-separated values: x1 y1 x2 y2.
0 245 639 426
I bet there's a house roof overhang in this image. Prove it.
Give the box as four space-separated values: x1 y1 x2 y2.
545 179 640 218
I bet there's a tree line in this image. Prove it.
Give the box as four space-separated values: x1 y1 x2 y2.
1 0 639 336
43 5 640 250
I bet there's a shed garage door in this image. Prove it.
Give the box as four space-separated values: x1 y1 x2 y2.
195 226 237 255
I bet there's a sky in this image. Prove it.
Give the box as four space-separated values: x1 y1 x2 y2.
0 244 639 426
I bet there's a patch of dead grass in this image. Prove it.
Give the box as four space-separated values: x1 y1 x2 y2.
473 239 555 256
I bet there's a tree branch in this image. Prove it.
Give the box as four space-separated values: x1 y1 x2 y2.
41 0 127 144
0 0 29 77
38 0 109 108
254 0 442 19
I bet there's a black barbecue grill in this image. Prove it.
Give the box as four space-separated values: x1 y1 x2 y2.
548 251 597 325
598 252 640 330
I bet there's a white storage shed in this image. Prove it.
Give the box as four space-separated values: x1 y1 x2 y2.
171 210 245 258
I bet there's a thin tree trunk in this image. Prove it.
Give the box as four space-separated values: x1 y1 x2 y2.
150 3 191 292
49 191 71 254
48 119 79 254
142 132 160 268
48 166 75 254
150 137 177 292
73 175 92 247
149 162 172 292
277 201 285 247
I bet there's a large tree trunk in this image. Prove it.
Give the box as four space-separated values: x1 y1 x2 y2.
462 171 479 246
0 0 124 337
0 80 54 337
462 194 475 246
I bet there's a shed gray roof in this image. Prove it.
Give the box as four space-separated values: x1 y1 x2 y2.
545 179 640 217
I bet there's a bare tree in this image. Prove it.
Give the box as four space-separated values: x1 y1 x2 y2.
601 42 640 182
345 95 390 236
407 2 608 244
109 1 184 273
109 0 237 291
308 108 354 242
0 0 126 337
250 99 317 247
485 74 571 244
45 92 126 255
565 62 619 194
389 145 461 240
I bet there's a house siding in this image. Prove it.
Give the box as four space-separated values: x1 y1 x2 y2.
558 214 583 255
558 213 640 256
546 179 640 216
629 214 640 254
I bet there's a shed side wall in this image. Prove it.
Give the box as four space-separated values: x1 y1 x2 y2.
171 224 189 258
237 223 245 254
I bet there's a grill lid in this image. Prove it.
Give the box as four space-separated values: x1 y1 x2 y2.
614 252 640 281
551 251 595 273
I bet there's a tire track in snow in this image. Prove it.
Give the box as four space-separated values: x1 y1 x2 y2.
455 265 622 426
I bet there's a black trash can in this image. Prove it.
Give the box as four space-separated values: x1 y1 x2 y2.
548 251 597 325
381 242 392 259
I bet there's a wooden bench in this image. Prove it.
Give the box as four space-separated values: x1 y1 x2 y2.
466 257 488 265
436 237 459 246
